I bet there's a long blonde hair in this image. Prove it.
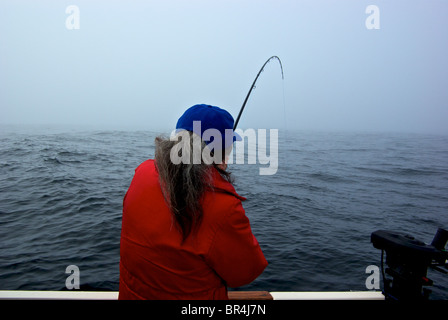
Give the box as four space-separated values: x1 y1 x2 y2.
154 131 232 241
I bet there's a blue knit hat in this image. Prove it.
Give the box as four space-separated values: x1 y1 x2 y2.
176 104 242 149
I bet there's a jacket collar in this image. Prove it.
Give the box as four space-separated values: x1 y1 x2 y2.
210 167 246 201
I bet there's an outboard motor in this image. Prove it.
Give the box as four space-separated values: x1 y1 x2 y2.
371 228 448 300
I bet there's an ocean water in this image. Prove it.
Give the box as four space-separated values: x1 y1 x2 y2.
1 125 447 299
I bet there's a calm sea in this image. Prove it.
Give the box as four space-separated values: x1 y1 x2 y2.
1 125 447 299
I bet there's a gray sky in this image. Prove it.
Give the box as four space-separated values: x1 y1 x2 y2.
1 0 447 134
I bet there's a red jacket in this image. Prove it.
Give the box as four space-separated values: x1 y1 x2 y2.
119 160 267 300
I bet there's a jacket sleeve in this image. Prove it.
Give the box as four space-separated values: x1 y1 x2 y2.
206 198 268 288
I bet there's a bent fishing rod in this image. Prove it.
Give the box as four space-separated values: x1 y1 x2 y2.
233 56 284 130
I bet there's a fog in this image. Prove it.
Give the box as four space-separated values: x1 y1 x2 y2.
1 0 447 134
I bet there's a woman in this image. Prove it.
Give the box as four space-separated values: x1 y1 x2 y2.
119 104 267 299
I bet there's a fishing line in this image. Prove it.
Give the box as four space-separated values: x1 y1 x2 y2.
233 56 285 130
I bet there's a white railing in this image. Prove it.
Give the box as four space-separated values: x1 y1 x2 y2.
0 290 384 300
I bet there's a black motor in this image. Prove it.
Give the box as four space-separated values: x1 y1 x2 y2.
371 228 448 300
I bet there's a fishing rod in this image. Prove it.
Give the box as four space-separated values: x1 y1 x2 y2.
233 56 284 130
